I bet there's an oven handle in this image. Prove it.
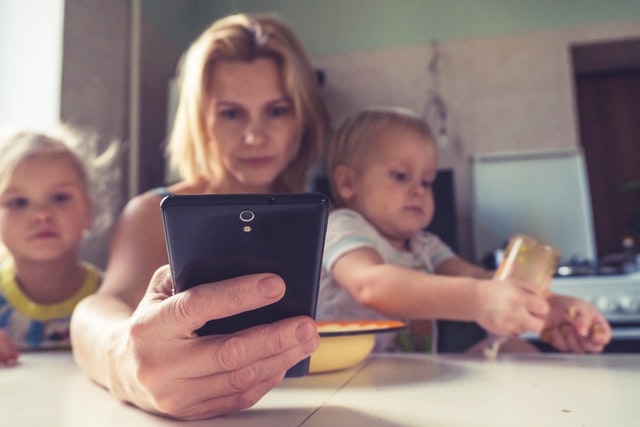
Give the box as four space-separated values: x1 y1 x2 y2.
610 327 640 340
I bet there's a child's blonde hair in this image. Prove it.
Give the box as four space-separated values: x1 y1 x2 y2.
166 13 329 192
326 107 435 207
0 124 121 262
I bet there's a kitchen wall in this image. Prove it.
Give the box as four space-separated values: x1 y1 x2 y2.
313 22 640 258
146 1 640 56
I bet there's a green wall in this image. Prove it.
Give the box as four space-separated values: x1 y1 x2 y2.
144 0 640 55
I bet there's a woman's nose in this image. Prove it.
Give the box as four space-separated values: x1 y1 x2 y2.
243 120 267 146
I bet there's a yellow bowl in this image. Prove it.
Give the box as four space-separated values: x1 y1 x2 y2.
309 320 406 374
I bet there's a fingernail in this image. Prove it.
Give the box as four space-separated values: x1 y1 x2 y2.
566 305 579 321
258 276 283 298
296 321 316 342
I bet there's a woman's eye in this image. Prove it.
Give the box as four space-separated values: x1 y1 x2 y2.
219 108 244 120
390 171 408 182
267 105 291 118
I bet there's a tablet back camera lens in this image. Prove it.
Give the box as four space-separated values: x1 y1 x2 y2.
239 210 255 222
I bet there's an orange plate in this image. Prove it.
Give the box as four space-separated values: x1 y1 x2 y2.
316 320 406 337
309 320 406 374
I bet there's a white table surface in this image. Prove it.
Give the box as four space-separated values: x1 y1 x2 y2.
2 351 639 427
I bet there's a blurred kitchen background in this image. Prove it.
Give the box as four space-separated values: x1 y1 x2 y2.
1 0 640 349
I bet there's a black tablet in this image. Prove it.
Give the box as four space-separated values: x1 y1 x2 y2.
161 193 329 377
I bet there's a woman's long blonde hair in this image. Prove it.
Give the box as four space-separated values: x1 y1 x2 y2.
166 13 329 192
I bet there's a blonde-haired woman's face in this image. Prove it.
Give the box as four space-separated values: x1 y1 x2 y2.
205 57 301 193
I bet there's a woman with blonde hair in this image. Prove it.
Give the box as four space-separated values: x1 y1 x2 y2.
71 13 329 420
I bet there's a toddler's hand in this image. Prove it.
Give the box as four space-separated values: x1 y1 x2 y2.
475 279 549 337
540 294 611 353
0 330 19 366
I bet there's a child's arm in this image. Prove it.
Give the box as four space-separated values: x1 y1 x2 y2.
331 248 549 337
540 294 612 353
0 330 19 365
434 255 494 280
437 256 612 354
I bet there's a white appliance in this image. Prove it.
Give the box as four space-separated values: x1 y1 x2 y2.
471 148 596 264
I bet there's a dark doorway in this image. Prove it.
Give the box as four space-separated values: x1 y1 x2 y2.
572 39 640 258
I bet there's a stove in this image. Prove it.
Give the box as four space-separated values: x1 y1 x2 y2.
551 272 640 322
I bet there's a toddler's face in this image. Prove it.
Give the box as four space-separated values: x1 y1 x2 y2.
0 154 92 263
347 126 438 251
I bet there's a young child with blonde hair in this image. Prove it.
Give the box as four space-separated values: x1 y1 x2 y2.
317 107 611 354
0 125 119 364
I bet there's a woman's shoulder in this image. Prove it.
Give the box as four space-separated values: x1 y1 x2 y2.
126 188 166 209
116 188 169 231
147 186 172 198
119 181 207 225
